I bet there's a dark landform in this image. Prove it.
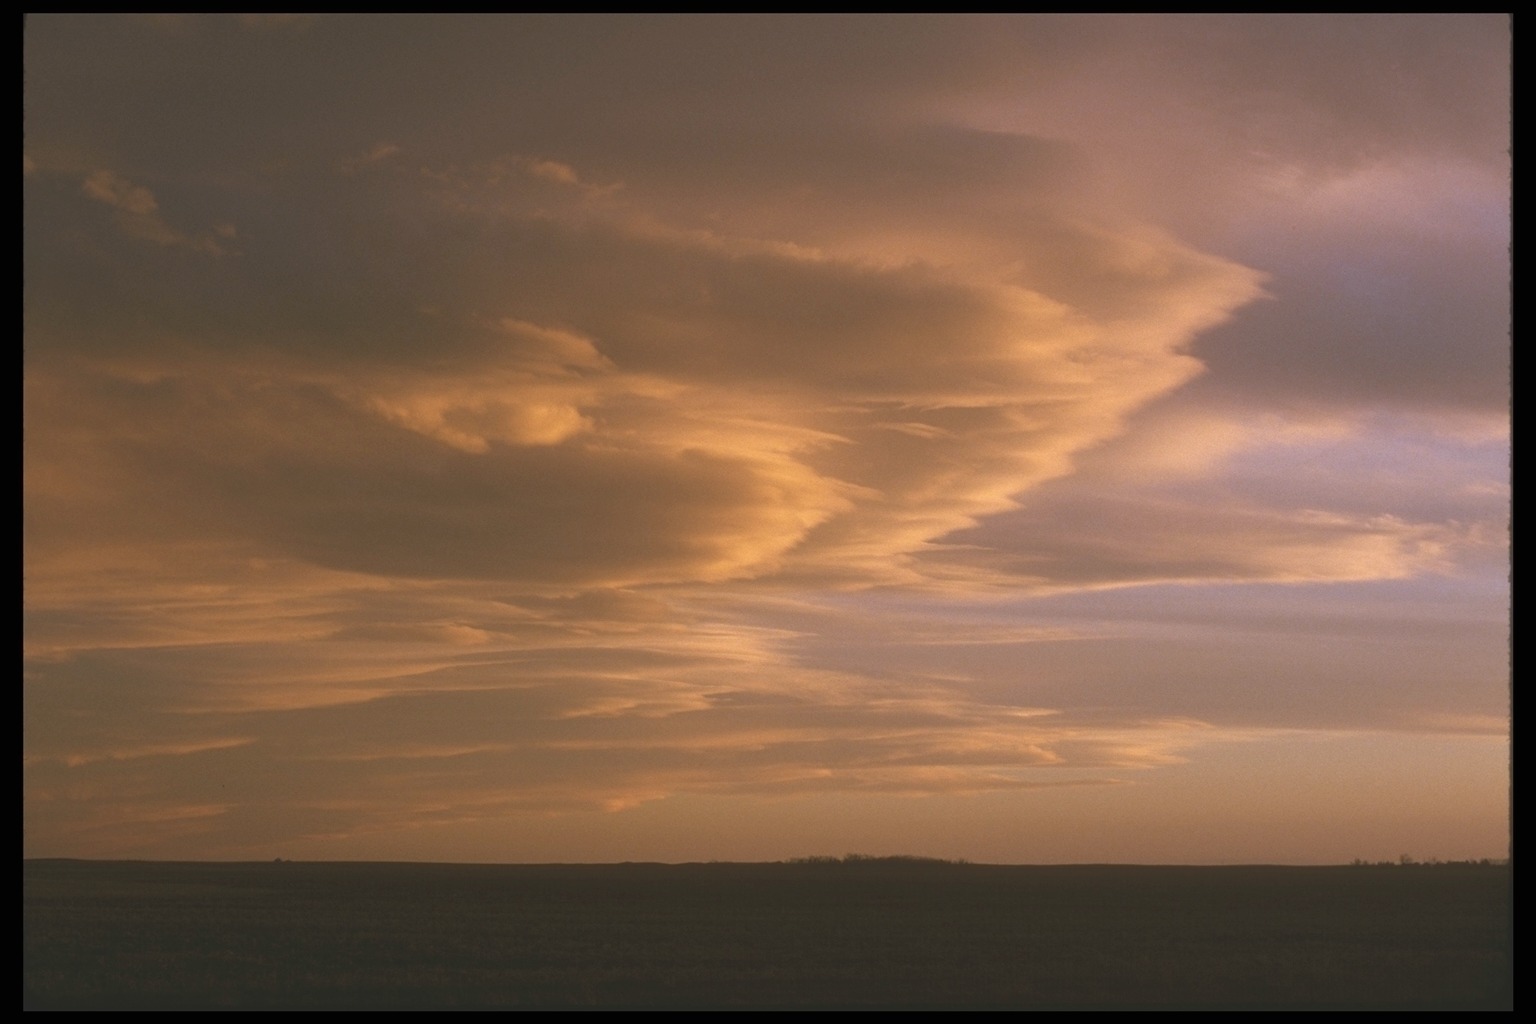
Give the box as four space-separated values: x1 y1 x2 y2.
24 857 1511 1010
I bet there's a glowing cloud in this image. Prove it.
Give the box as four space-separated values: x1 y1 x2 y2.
23 15 1507 864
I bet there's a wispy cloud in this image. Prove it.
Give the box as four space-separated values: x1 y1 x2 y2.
24 15 1508 863
81 170 231 254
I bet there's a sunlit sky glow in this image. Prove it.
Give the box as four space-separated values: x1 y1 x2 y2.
24 15 1508 864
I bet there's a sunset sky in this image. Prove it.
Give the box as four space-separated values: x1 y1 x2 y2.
24 15 1509 864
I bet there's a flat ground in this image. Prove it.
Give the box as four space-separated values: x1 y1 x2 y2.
23 859 1511 1010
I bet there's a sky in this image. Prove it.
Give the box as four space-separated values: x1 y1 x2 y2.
24 15 1509 864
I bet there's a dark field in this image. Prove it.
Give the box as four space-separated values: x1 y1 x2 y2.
24 858 1511 1010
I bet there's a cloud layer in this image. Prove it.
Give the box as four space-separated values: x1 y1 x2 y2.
25 16 1508 862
